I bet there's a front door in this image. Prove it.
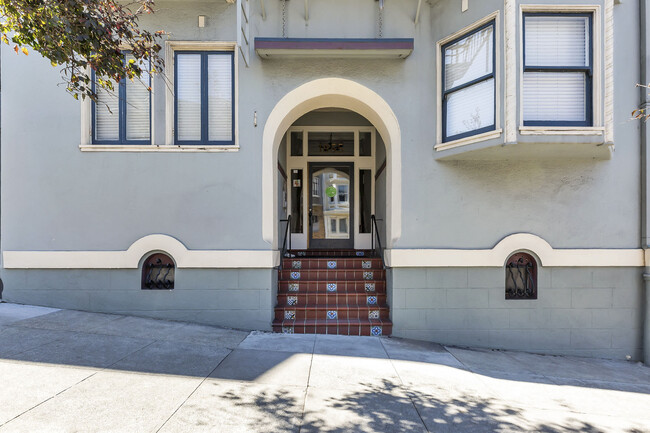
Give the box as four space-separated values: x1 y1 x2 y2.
308 162 354 249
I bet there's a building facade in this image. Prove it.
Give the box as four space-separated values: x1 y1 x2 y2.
2 0 650 362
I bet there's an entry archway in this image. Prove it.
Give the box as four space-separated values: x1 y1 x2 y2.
262 78 402 250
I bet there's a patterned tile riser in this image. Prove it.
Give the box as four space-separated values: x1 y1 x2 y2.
278 281 386 293
280 270 385 281
281 258 383 270
272 324 393 337
274 309 390 321
277 294 388 306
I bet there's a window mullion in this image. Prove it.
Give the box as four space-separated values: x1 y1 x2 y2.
201 53 209 144
119 79 127 144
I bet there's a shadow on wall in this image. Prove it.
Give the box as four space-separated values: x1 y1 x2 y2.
216 378 624 433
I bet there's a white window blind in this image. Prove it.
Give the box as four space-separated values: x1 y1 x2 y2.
207 54 233 142
95 83 119 141
525 16 589 67
523 15 590 124
176 54 202 141
446 78 495 138
445 25 493 90
443 22 495 141
125 54 150 141
523 72 586 122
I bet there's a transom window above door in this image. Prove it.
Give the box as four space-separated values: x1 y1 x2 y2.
289 128 374 158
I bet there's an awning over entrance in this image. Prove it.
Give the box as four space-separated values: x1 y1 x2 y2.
254 38 414 59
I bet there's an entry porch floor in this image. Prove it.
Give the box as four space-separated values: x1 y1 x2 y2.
0 302 648 432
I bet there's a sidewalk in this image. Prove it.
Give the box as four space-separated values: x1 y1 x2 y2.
0 302 648 432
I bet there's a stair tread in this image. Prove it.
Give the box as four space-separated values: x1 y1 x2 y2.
272 318 392 325
275 304 388 309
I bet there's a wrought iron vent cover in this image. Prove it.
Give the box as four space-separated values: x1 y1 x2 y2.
142 253 175 290
505 253 537 300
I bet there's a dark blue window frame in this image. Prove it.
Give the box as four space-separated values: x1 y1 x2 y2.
91 53 151 145
442 20 497 143
522 13 593 127
174 51 235 146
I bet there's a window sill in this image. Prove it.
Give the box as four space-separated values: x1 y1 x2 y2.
79 144 240 153
519 126 605 136
435 129 503 152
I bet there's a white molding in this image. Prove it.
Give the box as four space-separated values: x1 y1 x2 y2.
435 129 502 152
519 126 604 136
504 0 517 143
3 235 280 269
385 234 644 268
604 0 614 144
518 4 604 133
164 41 238 147
262 78 402 249
79 145 240 153
436 11 501 146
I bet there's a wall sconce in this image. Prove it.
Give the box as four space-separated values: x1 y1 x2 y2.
198 15 206 28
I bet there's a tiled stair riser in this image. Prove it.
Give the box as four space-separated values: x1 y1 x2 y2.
277 294 387 306
282 258 383 270
278 281 385 292
278 270 385 281
274 308 390 321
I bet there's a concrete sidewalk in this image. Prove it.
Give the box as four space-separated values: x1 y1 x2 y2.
0 303 648 433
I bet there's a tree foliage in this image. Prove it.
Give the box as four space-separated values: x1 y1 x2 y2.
0 0 165 101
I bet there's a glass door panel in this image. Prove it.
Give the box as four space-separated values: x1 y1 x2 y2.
309 162 354 249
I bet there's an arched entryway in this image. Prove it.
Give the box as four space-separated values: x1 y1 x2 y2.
262 78 402 250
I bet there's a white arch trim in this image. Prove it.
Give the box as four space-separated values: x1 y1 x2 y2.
262 77 402 248
3 234 280 269
385 233 645 268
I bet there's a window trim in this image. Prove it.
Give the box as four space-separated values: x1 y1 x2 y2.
435 10 502 151
173 50 235 146
441 19 497 143
91 52 152 145
521 12 593 128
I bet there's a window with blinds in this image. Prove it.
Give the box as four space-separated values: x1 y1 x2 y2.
174 51 234 145
93 53 151 144
523 13 592 126
442 21 496 142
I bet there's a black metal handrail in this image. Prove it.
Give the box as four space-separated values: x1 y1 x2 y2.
370 215 384 265
280 215 292 268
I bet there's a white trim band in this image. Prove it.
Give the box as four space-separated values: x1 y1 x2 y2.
385 234 645 268
3 235 280 269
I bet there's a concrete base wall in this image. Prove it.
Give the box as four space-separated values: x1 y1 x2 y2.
1 268 277 331
390 267 644 360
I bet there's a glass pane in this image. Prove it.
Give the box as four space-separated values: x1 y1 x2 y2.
291 131 303 156
445 24 493 90
359 170 372 234
525 15 588 67
523 72 586 122
311 168 350 240
445 78 495 138
207 54 232 142
359 132 372 156
176 54 202 141
125 54 150 141
95 81 119 141
308 132 354 156
291 169 303 233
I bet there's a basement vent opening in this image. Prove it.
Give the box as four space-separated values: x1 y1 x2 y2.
142 253 175 290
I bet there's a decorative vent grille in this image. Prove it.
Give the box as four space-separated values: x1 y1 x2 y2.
142 253 175 290
505 253 537 300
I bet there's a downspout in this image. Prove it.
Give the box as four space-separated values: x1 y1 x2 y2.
640 0 650 365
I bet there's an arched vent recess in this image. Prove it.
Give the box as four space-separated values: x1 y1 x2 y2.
505 252 537 300
142 253 175 290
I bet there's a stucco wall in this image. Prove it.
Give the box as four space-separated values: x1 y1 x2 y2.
391 267 644 360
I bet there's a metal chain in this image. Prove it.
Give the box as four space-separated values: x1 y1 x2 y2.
378 5 383 38
282 0 287 38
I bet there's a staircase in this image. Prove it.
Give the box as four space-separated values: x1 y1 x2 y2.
273 249 392 336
